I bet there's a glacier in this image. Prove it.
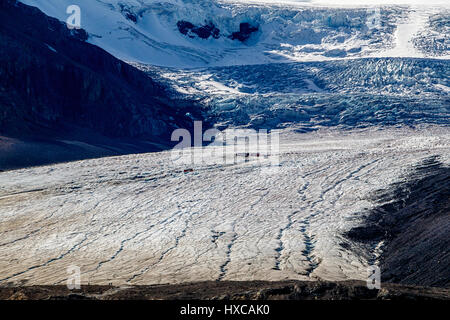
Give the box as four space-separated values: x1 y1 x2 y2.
19 0 450 67
17 0 448 131
141 58 450 130
1 128 449 285
0 0 449 287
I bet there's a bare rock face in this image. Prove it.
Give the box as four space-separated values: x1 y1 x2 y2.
176 21 258 42
230 23 259 42
0 0 202 143
177 21 220 39
119 4 138 23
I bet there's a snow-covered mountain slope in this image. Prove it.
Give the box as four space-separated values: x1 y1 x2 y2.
20 0 450 67
0 127 448 285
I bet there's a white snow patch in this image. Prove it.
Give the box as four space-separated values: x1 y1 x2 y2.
19 0 450 67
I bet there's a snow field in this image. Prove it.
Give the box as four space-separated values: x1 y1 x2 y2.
0 127 449 285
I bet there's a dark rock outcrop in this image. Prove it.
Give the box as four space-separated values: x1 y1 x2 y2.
177 20 195 35
0 0 204 169
177 21 220 39
346 156 450 288
119 4 138 23
124 11 138 23
176 21 258 42
230 23 259 42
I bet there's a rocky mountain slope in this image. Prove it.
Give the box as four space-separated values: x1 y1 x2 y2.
0 0 202 170
346 156 450 288
1 280 449 300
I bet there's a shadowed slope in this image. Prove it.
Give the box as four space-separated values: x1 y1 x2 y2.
346 156 450 288
0 0 203 170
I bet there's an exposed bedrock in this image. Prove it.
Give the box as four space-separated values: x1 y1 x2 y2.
230 23 259 42
177 21 220 39
177 21 258 42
